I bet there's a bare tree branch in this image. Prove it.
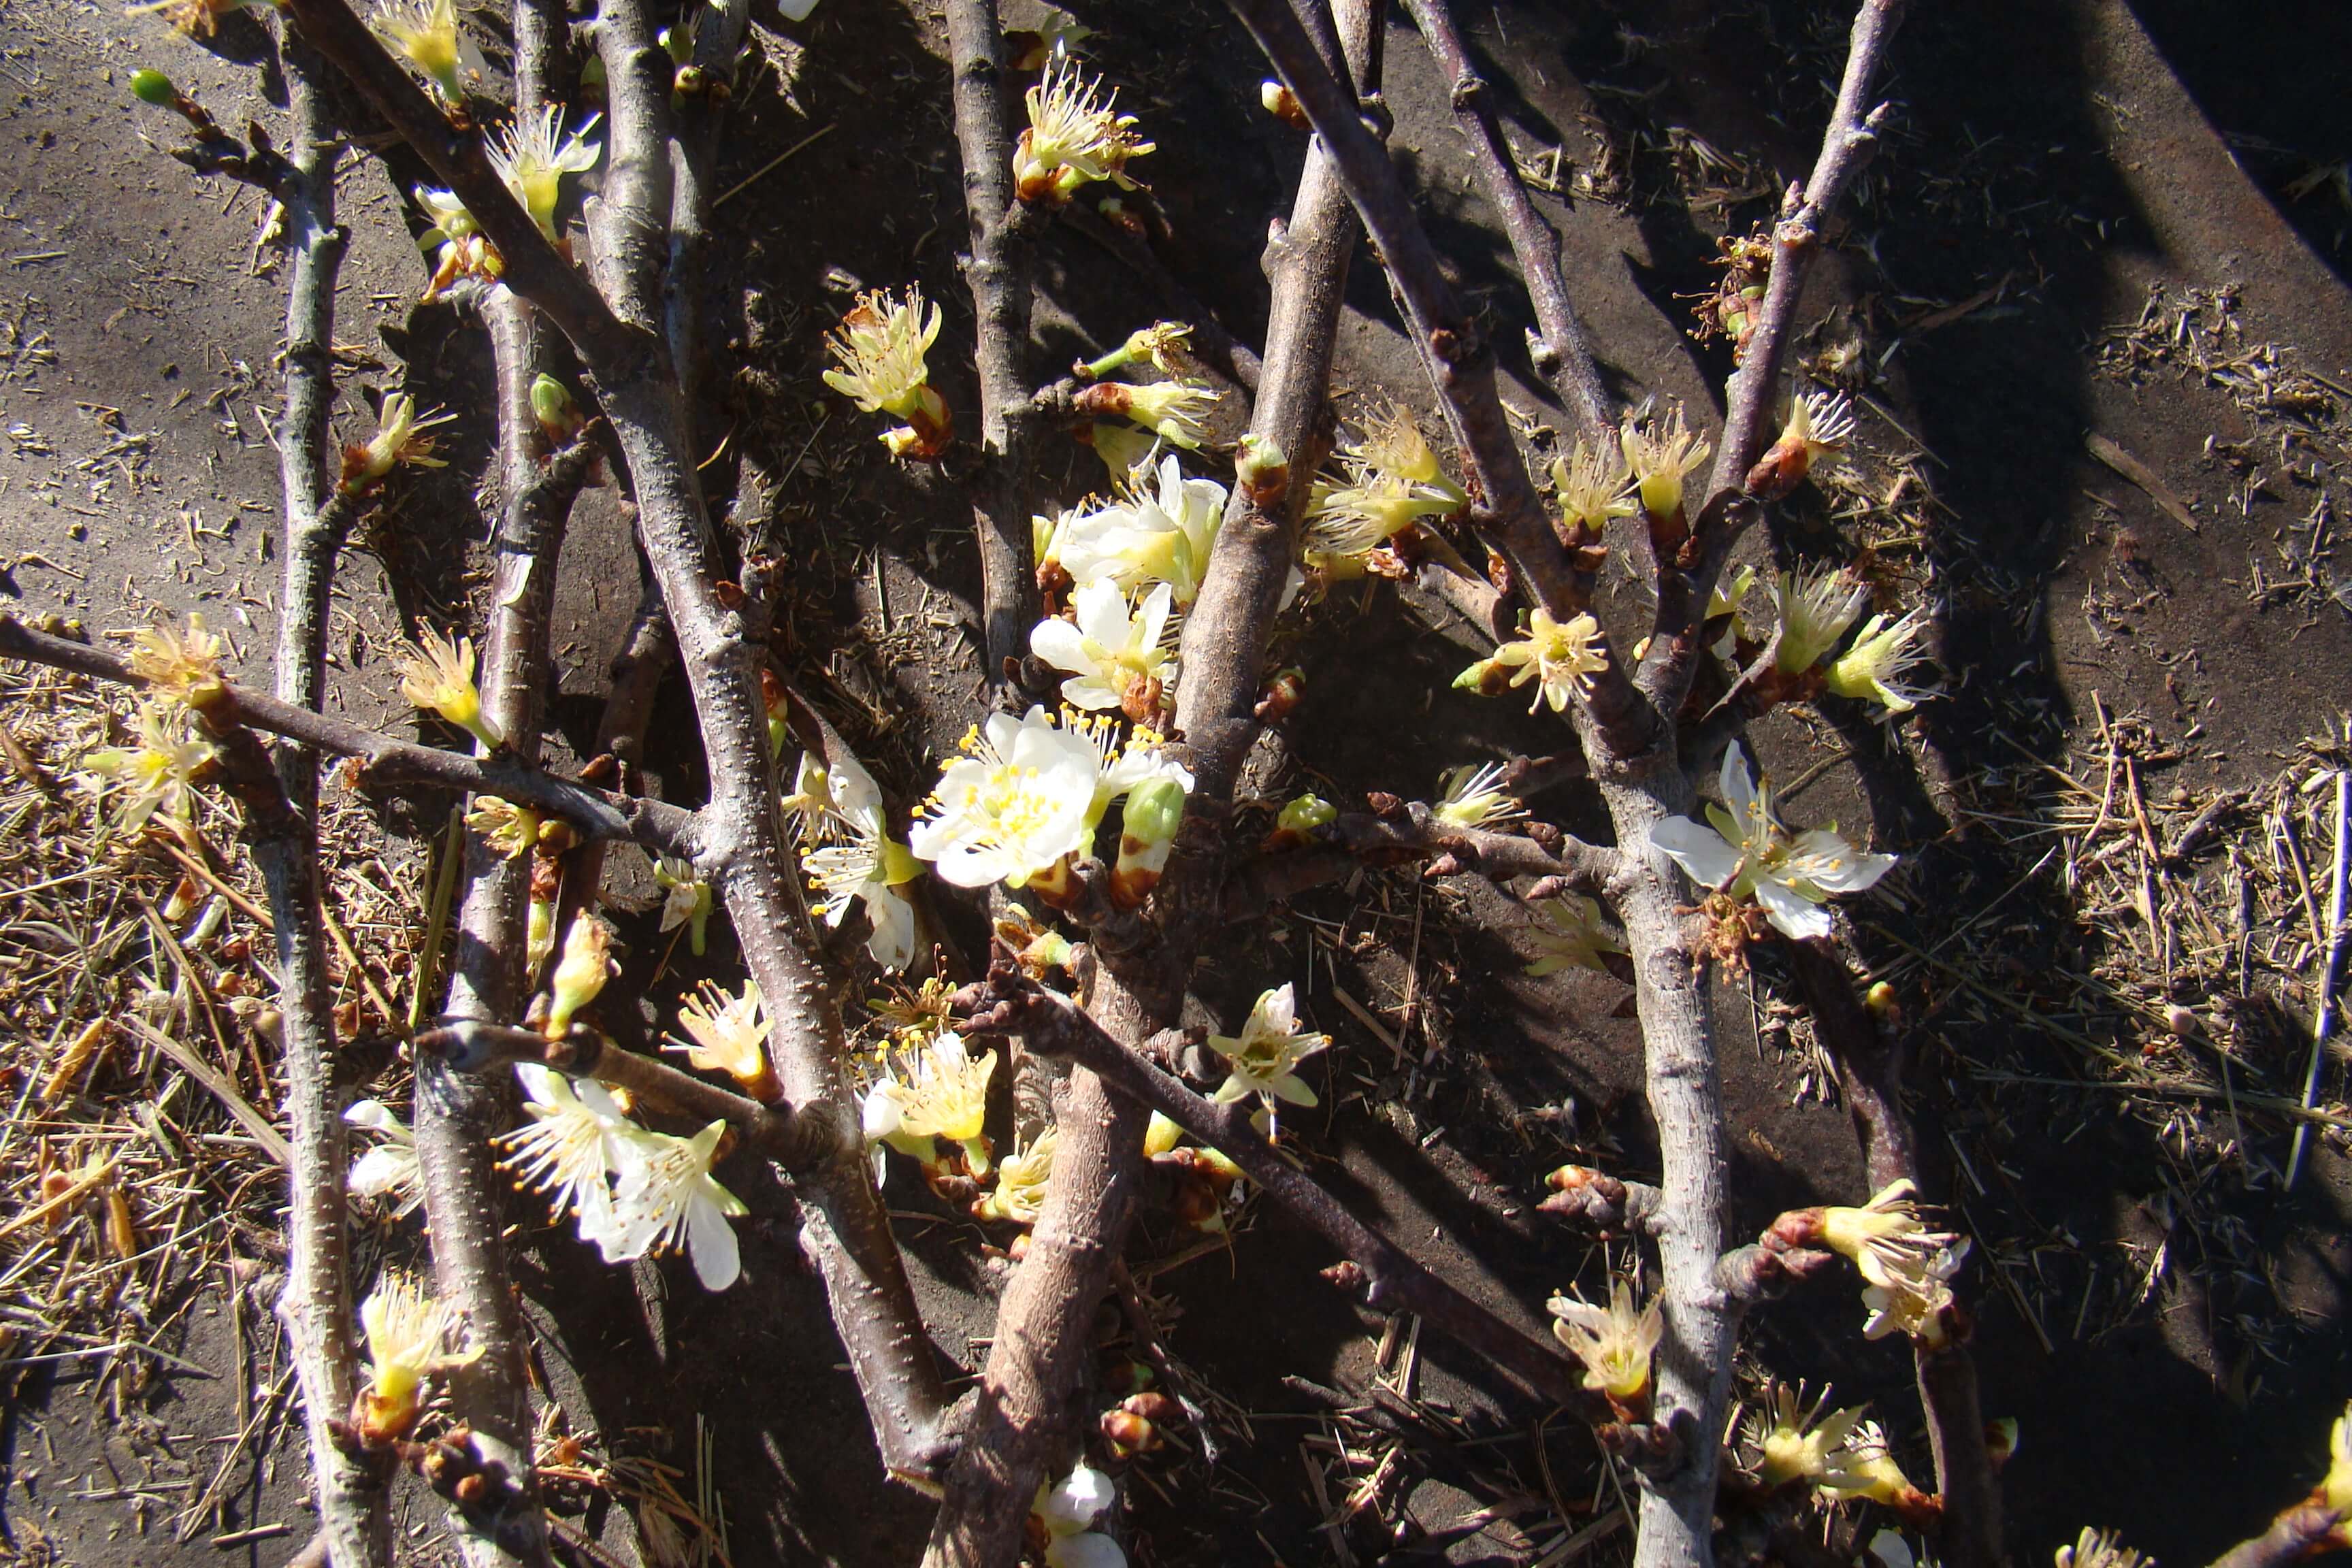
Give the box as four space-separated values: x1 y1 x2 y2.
922 3 1381 1558
241 31 393 1565
576 0 955 1482
1397 0 1612 436
1640 0 1905 719
407 8 593 1558
1226 0 1657 764
945 0 1047 681
960 966 1597 1407
0 615 691 853
2208 1504 2345 1568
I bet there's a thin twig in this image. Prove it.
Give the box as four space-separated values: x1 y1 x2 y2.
959 966 1594 1408
257 28 390 1564
1788 938 1999 1568
1226 0 1656 764
408 6 591 1557
1642 0 1906 720
0 615 692 853
1397 0 1612 434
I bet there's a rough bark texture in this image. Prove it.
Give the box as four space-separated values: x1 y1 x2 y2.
945 0 1044 679
408 5 590 1549
258 32 387 1565
583 0 953 1481
1397 0 1612 436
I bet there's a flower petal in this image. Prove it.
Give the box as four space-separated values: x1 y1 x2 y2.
1650 817 1742 888
685 1191 743 1291
1754 876 1833 940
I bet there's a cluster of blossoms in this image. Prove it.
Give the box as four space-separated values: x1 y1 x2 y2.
1037 453 1229 610
1651 742 1895 942
80 616 229 838
1815 1179 1972 1345
412 101 602 301
907 706 1194 904
1301 404 1466 578
1747 1384 1925 1513
500 1062 749 1291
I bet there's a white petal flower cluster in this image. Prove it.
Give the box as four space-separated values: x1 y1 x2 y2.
909 706 1192 894
1039 455 1227 610
499 1063 748 1291
1650 743 1895 941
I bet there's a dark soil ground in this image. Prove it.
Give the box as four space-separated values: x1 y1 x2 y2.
1 0 2349 1565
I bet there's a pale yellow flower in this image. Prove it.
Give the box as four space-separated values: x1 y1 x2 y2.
397 626 502 751
667 978 773 1094
1546 1278 1662 1402
81 702 216 834
975 1126 1058 1224
352 392 456 489
1015 56 1154 203
372 0 463 103
487 105 601 241
1620 403 1711 521
357 1269 481 1440
1460 609 1608 715
127 613 226 704
466 796 540 860
1550 436 1637 536
1209 983 1328 1111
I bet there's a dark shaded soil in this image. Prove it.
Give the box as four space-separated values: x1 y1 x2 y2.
1 0 2350 1565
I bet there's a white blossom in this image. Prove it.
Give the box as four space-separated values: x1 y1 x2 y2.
1030 581 1174 713
909 708 1102 889
1649 743 1894 940
606 1121 748 1292
345 1099 423 1219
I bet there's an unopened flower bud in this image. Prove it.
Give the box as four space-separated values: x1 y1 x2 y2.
1110 777 1185 907
542 912 615 1039
1260 79 1308 129
129 69 179 107
1235 432 1288 506
1277 794 1335 835
529 373 581 443
1143 1111 1183 1157
1100 1407 1159 1456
